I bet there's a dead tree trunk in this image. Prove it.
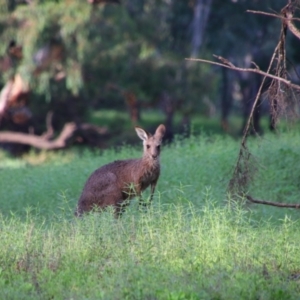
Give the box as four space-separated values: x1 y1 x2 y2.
0 121 108 152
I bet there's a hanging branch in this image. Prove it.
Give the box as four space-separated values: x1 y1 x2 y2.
187 38 282 194
186 0 300 209
228 42 279 194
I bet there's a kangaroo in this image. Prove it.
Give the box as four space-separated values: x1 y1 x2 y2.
75 124 166 217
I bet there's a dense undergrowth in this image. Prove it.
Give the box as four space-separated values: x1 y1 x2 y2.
0 127 300 299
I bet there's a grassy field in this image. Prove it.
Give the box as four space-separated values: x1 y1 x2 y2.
0 125 300 299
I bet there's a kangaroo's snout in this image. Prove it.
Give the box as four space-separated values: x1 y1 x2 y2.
146 144 160 159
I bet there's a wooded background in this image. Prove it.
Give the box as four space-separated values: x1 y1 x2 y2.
0 0 299 152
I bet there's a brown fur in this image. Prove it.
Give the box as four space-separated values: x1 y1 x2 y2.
75 124 166 217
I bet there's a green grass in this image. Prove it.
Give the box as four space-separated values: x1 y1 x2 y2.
1 127 300 298
1 205 300 299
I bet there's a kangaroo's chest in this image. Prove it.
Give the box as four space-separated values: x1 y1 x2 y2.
139 164 160 189
120 160 160 196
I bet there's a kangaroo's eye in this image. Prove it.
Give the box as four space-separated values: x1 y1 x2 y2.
157 145 160 150
146 145 150 149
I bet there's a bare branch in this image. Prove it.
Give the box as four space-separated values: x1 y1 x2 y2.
213 55 234 67
185 57 300 91
251 61 260 70
284 6 300 40
248 5 300 40
247 9 300 23
246 195 300 209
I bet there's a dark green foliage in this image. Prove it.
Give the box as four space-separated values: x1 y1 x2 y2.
0 0 297 139
207 0 286 58
0 0 218 132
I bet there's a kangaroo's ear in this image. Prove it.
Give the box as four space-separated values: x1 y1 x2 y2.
155 124 166 140
135 127 149 141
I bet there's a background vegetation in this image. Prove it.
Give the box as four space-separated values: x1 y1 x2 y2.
1 0 299 145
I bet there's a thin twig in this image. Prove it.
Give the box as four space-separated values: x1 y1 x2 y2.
251 61 260 70
247 9 300 22
185 57 300 91
249 3 300 40
246 195 300 209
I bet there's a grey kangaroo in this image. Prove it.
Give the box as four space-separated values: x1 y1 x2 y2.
75 124 166 217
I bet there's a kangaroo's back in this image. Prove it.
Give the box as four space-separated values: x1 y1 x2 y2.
75 124 166 217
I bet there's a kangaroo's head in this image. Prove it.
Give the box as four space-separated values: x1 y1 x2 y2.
135 124 166 160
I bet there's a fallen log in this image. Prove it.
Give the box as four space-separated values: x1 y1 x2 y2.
0 122 108 150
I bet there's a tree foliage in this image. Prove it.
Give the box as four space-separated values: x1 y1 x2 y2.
0 0 298 136
0 1 210 122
